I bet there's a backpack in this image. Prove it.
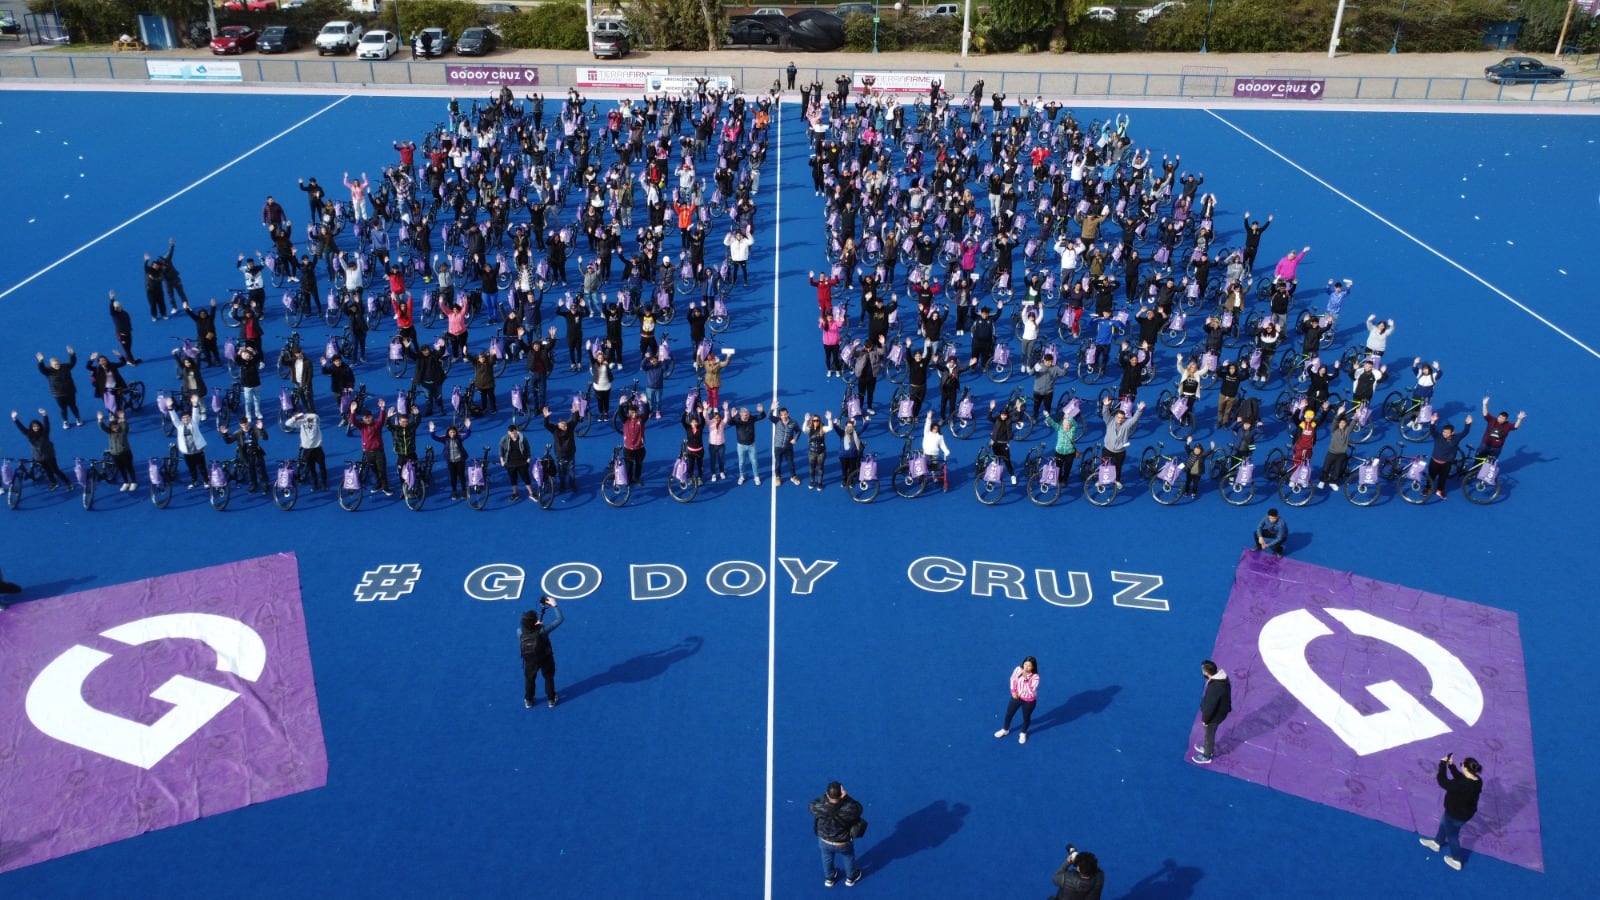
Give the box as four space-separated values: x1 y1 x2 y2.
519 627 542 660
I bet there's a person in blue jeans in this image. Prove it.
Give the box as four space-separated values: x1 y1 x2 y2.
809 781 865 888
1419 754 1482 871
1252 508 1288 556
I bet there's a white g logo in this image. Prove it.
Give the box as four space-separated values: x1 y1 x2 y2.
1259 607 1482 756
24 613 267 770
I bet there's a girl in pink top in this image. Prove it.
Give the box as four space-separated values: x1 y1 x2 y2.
344 171 371 221
820 316 843 377
444 298 470 359
995 656 1040 745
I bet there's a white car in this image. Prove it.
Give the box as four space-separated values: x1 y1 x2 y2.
920 3 960 17
1086 5 1117 21
1136 1 1185 23
356 29 399 59
750 6 786 15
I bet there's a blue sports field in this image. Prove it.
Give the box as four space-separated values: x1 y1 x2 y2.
0 87 1597 899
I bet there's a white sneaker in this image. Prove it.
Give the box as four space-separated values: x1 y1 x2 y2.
1443 856 1461 871
1418 838 1440 851
1316 481 1326 489
994 729 1008 738
1332 483 1341 491
738 476 745 484
754 476 761 485
1018 732 1027 744
1010 475 1017 485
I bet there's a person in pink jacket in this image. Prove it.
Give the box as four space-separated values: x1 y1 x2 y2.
994 656 1041 745
819 315 843 377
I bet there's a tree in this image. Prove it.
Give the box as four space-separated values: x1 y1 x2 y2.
988 0 1090 46
629 0 724 51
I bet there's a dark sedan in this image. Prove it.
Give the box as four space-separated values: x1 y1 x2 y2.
726 18 784 46
210 25 259 55
257 25 301 53
1484 57 1565 84
455 26 498 56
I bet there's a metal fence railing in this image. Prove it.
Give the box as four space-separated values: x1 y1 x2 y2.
2 53 1597 105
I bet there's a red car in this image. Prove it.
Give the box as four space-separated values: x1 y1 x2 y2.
210 25 259 54
221 0 275 9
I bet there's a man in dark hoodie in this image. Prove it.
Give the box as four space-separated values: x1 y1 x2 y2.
1052 846 1105 900
1191 659 1232 765
809 781 865 888
1419 753 1483 871
519 596 564 708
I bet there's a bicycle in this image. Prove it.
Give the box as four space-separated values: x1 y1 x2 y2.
985 341 1016 384
999 389 1034 441
1080 444 1120 507
1211 450 1257 506
1340 447 1397 507
1277 454 1317 508
530 444 557 510
1451 451 1504 505
1381 389 1435 443
846 452 881 504
271 456 318 511
400 446 436 512
205 458 250 511
146 444 181 509
892 438 948 499
601 445 632 507
1140 441 1188 505
1155 389 1197 439
972 444 1006 505
947 388 980 440
465 446 491 510
1020 443 1065 507
337 458 384 511
667 442 699 503
72 454 123 511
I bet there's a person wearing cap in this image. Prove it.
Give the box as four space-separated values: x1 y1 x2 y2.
809 781 865 888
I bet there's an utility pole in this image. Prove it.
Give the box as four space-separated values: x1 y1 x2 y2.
1328 0 1347 59
1555 0 1578 58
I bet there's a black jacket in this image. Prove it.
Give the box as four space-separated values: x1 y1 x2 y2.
1199 672 1232 725
1052 862 1105 900
1437 761 1483 822
808 795 863 844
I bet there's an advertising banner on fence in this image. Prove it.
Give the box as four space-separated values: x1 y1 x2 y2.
146 60 243 82
444 64 539 87
851 71 946 94
576 67 667 89
1232 76 1326 101
645 73 734 93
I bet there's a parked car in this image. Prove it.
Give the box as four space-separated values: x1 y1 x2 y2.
736 12 792 29
920 3 960 17
0 13 21 36
455 26 498 55
591 29 630 59
315 20 363 55
412 26 451 56
246 0 278 10
482 2 519 13
727 18 782 45
358 29 400 59
1136 1 1185 23
751 6 787 14
835 2 874 16
1483 56 1566 84
257 24 301 53
210 25 259 54
1085 5 1117 21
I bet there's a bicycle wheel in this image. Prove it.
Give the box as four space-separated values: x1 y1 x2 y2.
209 481 231 512
575 411 594 437
667 471 698 503
1168 413 1195 439
1400 410 1431 443
1078 357 1105 384
888 410 916 439
1349 415 1375 444
81 470 98 511
949 415 977 440
1150 474 1184 505
5 477 19 510
274 478 299 511
1398 475 1430 505
1218 471 1255 506
1381 391 1406 423
847 470 879 503
709 310 730 334
892 464 926 499
1138 446 1161 480
404 481 427 511
972 474 1004 505
601 471 630 507
1343 471 1382 507
1084 477 1118 506
150 479 172 510
1462 472 1501 505
467 480 489 510
1263 448 1288 482
986 358 1011 383
1026 470 1061 507
1009 411 1034 441
1278 474 1314 507
338 480 364 511
534 470 555 509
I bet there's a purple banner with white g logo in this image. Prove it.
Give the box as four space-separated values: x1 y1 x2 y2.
1232 76 1326 100
445 64 539 87
0 554 326 873
1199 552 1542 870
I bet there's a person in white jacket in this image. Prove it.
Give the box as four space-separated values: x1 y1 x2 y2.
169 402 208 489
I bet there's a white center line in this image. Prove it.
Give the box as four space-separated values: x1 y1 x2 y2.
0 94 353 303
1204 107 1600 362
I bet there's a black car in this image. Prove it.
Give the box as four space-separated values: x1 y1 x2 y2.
1483 56 1565 85
591 30 629 59
257 25 301 54
455 26 497 56
726 18 783 46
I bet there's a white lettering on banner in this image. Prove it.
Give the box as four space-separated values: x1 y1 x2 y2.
577 67 668 89
465 563 526 601
905 556 1165 611
645 74 734 93
1258 607 1484 756
24 614 266 769
851 71 946 94
147 60 243 82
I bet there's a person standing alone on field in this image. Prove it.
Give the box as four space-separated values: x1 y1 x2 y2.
1419 753 1483 871
809 781 866 888
994 656 1040 744
519 596 564 709
1190 660 1232 765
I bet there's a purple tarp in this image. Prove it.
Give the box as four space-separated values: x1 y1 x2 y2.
1197 551 1541 871
0 554 327 873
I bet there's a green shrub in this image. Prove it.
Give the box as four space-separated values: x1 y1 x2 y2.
842 9 960 51
497 0 589 50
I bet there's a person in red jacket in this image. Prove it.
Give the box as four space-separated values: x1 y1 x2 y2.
354 400 390 494
809 269 840 319
621 405 646 485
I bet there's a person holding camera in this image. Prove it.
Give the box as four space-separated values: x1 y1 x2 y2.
1052 845 1104 900
1419 753 1483 871
809 781 865 888
518 596 565 709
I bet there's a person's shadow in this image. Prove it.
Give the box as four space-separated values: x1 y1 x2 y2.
559 636 703 703
0 574 95 607
1115 858 1205 900
1027 685 1121 736
855 800 969 875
